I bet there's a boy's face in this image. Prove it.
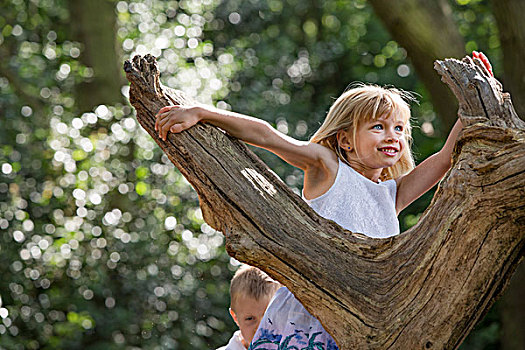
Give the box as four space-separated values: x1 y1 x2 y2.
230 294 272 347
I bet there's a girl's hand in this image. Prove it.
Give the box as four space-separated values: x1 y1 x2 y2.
472 51 493 77
155 105 202 141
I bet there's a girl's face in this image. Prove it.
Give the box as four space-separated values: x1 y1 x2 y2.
338 113 408 181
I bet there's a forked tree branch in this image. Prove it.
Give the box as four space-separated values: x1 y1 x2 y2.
124 55 524 349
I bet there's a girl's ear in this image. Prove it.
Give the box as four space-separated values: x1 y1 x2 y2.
337 129 352 151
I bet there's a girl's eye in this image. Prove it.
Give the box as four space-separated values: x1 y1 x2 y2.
395 125 404 132
245 317 254 321
372 124 383 130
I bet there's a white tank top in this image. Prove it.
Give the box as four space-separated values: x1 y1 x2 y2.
304 159 399 238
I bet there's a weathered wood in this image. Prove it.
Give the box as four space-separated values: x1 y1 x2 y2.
124 54 524 349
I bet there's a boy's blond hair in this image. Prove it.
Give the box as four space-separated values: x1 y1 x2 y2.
230 265 280 312
310 84 416 181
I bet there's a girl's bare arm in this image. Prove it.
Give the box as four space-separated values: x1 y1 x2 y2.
395 52 493 214
395 119 463 213
155 104 337 176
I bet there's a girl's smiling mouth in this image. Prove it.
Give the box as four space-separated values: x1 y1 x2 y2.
379 146 399 156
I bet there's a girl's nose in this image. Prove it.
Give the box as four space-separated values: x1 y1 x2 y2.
385 133 399 143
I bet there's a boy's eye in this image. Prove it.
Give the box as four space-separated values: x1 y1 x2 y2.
245 317 254 321
395 125 404 132
372 124 383 130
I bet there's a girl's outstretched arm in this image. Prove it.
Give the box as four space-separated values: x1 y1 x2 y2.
155 104 337 177
395 119 463 213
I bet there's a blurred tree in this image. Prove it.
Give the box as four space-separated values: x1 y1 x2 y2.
490 0 525 119
369 0 525 126
369 0 464 130
0 0 238 348
67 0 126 110
368 1 525 348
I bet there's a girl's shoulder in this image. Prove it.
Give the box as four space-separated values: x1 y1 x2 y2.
302 145 339 200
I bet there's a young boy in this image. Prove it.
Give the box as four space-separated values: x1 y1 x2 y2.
217 265 281 350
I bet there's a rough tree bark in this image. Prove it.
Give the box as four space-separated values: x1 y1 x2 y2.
124 55 524 349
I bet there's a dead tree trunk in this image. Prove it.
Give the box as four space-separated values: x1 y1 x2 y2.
124 55 524 349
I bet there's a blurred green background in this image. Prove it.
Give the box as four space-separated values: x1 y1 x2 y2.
0 0 523 349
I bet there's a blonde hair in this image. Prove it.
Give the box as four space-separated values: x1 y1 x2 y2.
310 83 416 181
230 265 281 312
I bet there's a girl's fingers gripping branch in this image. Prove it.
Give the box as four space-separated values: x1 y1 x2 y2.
155 105 180 140
472 51 494 77
155 106 172 132
155 105 201 141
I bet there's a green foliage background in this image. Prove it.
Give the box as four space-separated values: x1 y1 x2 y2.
0 0 504 348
